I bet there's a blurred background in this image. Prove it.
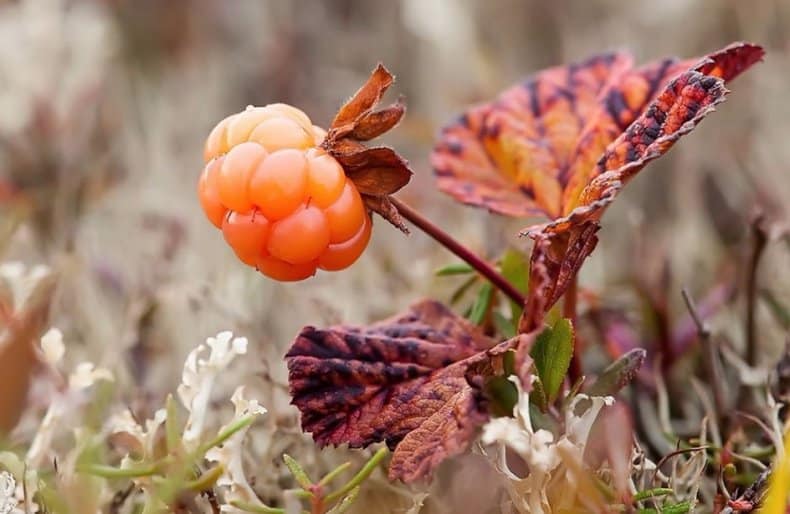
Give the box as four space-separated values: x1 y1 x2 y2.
0 0 788 510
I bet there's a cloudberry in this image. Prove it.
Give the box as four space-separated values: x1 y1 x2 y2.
198 104 372 281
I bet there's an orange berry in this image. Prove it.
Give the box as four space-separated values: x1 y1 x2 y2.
267 204 330 264
248 117 313 152
312 125 327 146
198 158 227 228
267 103 313 133
324 181 366 243
222 210 270 266
257 255 317 282
218 142 267 213
204 114 236 162
199 102 377 281
319 213 372 271
306 148 345 208
225 107 277 148
249 149 308 221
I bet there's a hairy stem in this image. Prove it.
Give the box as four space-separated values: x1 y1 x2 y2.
390 197 527 308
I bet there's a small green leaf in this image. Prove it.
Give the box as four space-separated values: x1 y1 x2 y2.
492 311 516 338
198 415 255 455
632 488 674 502
585 348 646 396
500 248 529 321
530 318 574 404
530 376 549 412
325 447 388 504
319 461 351 487
186 464 225 492
435 262 475 276
468 282 494 325
283 454 313 489
77 462 159 478
326 486 360 514
637 500 692 514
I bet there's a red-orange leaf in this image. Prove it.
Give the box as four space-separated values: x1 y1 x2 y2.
432 42 762 331
432 42 763 220
432 51 634 218
520 68 736 330
286 299 516 482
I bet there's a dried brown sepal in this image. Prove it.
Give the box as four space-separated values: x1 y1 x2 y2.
286 299 518 482
350 97 406 141
361 194 409 233
334 147 412 196
322 64 413 232
328 64 396 139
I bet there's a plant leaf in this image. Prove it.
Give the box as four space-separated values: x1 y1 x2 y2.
468 282 494 325
286 299 517 482
499 247 529 321
585 348 646 396
519 51 758 331
435 262 475 277
529 318 574 404
432 42 763 219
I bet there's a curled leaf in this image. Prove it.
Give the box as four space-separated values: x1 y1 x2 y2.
519 46 762 330
432 43 763 331
286 299 518 482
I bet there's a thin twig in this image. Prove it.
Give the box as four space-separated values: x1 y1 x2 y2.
746 214 768 366
682 288 726 423
390 197 527 308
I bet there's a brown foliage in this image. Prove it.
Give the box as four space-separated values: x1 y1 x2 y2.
286 299 518 482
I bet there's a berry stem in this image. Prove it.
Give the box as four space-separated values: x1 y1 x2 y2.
390 197 527 308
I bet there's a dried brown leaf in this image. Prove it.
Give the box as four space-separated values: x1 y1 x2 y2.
286 299 517 482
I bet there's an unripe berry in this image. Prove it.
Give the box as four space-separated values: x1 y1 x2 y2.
198 104 372 281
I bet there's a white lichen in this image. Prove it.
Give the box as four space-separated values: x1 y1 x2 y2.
481 377 614 514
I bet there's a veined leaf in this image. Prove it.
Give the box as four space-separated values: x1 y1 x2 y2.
530 318 574 404
499 248 529 322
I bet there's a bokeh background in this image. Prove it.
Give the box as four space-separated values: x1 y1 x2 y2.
1 0 788 511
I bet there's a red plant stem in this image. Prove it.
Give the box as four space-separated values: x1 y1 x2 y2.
564 275 582 383
390 197 527 308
